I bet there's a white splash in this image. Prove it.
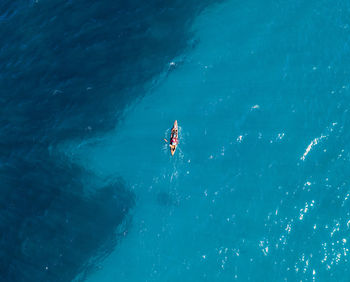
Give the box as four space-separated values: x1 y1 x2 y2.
300 135 326 161
277 133 285 140
300 122 338 161
259 240 269 256
299 200 315 220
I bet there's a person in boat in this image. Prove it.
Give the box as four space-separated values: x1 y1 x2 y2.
170 128 178 149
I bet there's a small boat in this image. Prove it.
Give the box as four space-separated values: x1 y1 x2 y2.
170 120 178 156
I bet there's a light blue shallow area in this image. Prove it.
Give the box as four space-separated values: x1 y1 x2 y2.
67 0 350 280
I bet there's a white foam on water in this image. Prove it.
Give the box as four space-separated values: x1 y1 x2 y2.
300 135 326 161
300 122 338 161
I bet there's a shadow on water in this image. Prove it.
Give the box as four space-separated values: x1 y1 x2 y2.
0 0 219 280
156 191 180 207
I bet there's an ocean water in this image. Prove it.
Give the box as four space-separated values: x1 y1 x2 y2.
2 0 350 281
0 0 215 281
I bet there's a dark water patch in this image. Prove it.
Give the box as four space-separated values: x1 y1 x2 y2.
156 191 179 207
0 153 134 282
0 0 219 145
0 0 219 280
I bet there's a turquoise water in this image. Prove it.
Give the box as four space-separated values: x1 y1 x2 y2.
63 0 350 281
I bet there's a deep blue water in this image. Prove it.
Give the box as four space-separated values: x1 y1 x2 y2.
2 0 350 281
